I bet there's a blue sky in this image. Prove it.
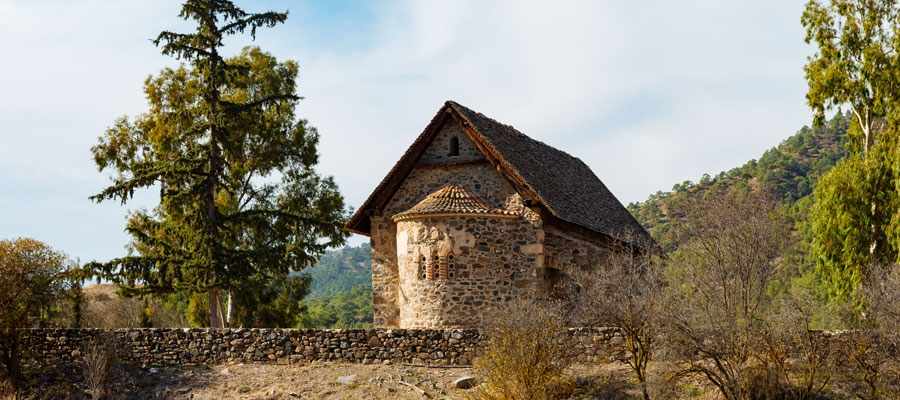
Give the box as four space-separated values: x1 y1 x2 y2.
0 0 812 263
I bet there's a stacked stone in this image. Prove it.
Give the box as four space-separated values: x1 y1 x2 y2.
20 328 485 370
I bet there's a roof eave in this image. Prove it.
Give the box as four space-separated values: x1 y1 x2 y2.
345 102 457 236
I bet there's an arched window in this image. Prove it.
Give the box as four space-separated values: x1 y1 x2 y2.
448 136 460 157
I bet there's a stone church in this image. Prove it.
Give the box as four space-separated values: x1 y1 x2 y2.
347 101 651 329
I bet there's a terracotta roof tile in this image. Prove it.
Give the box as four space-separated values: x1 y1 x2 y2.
392 184 516 221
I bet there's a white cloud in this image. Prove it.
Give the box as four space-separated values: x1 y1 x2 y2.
0 0 814 259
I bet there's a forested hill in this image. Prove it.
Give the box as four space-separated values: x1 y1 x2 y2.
627 113 850 249
302 243 372 299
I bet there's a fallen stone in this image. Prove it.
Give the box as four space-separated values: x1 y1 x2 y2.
453 376 477 389
337 374 357 385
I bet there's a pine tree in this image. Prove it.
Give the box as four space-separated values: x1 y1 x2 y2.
89 0 348 327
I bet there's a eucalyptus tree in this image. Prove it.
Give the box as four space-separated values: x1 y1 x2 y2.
90 0 347 327
802 0 900 303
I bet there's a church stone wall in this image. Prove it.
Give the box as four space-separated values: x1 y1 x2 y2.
369 118 617 328
418 118 484 164
383 118 517 215
542 226 611 275
395 214 543 328
371 216 400 326
371 160 522 327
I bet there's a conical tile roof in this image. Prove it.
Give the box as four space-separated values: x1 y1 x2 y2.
393 184 516 221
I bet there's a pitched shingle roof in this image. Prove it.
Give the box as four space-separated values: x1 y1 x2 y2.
446 102 651 243
347 100 652 245
392 184 516 221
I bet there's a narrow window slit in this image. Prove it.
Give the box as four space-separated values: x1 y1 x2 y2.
448 136 460 157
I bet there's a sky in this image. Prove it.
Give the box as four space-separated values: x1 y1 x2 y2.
0 0 813 263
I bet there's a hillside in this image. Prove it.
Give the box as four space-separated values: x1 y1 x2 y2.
627 113 850 249
298 243 374 328
302 243 372 299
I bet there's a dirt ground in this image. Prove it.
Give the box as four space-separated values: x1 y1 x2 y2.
11 361 666 400
146 362 476 400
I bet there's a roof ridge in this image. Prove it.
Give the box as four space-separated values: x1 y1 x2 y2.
446 100 586 164
349 100 654 247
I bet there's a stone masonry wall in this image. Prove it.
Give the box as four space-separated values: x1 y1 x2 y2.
396 214 543 328
371 118 522 327
543 225 610 275
20 328 623 370
418 120 484 164
371 216 400 326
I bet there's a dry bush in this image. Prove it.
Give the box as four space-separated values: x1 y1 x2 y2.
81 335 116 400
663 190 794 400
471 298 574 400
573 232 664 400
81 284 188 328
833 263 900 400
761 293 838 400
0 378 15 400
0 238 70 390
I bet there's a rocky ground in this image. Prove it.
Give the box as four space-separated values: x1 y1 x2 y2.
8 361 664 400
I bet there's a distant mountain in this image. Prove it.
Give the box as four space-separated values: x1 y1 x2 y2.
302 243 372 299
628 113 850 249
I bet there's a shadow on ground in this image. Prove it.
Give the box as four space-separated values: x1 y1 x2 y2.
15 364 216 400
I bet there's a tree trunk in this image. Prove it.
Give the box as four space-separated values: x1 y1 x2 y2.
855 108 879 259
225 290 234 328
1 329 21 390
205 29 223 329
209 288 222 328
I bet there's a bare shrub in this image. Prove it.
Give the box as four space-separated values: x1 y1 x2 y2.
834 263 900 400
472 298 574 400
573 232 664 400
81 284 188 328
662 190 793 400
763 292 838 400
81 335 116 400
0 378 15 400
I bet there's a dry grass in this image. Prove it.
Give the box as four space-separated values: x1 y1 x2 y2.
0 378 14 400
82 336 116 400
14 360 730 400
147 362 477 399
81 284 188 328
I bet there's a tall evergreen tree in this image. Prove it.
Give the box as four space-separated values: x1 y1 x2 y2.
89 0 347 327
802 0 900 303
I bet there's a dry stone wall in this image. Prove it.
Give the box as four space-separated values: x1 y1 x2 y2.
20 328 623 370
